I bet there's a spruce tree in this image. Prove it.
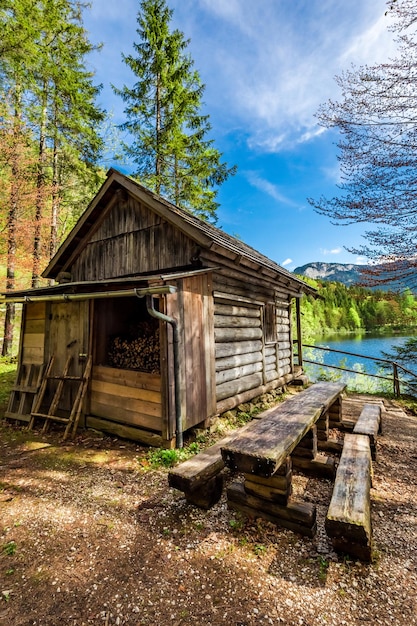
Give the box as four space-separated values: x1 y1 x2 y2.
114 0 235 221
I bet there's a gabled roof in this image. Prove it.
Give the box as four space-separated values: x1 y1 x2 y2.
42 168 316 295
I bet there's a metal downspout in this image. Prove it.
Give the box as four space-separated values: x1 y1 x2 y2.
143 294 183 449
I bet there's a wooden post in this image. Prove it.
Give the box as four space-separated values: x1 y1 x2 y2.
393 363 400 397
295 297 303 367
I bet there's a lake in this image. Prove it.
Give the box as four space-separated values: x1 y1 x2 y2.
302 332 416 393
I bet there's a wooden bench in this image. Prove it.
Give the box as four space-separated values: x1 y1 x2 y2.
168 382 345 511
221 381 346 476
168 420 257 509
353 403 382 460
222 381 346 535
325 433 373 561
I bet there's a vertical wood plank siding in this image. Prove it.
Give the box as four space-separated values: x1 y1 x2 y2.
22 302 46 364
71 196 196 281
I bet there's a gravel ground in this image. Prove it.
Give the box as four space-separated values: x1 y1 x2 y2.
0 393 416 626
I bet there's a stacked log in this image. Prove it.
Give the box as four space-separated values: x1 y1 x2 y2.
108 320 160 373
243 457 293 505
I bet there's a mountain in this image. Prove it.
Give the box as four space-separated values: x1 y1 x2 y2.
293 262 366 286
293 261 415 292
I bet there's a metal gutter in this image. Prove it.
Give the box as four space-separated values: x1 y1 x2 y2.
1 285 177 304
143 294 183 449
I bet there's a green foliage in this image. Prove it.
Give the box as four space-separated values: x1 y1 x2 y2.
0 358 17 412
144 441 200 468
295 277 417 340
2 541 17 556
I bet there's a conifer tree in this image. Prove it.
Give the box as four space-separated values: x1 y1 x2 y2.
0 0 105 352
114 0 235 221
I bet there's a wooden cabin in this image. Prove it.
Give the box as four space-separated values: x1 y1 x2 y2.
3 169 316 447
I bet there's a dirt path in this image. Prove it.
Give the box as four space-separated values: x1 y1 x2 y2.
0 394 416 626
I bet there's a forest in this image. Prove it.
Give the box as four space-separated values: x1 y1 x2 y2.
297 277 417 340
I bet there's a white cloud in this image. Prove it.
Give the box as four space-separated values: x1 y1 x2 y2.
86 0 398 155
171 0 396 152
245 171 297 207
282 258 293 267
321 247 342 255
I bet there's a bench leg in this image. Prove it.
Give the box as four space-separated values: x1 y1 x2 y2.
184 474 224 509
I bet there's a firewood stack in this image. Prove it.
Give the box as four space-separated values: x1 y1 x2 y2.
108 320 160 373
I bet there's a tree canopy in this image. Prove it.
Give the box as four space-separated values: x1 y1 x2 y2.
114 0 236 221
309 0 417 289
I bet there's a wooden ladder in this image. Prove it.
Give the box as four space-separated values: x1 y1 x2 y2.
29 355 92 440
5 362 46 423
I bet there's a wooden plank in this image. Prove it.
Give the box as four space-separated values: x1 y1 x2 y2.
215 362 263 386
353 403 382 437
216 371 296 414
203 272 217 420
168 419 258 493
92 365 161 392
214 315 261 329
221 382 346 476
90 390 162 417
216 351 262 372
325 433 372 561
227 482 317 537
216 372 263 402
90 400 162 432
214 303 261 318
214 327 263 343
24 319 46 334
25 302 46 320
86 415 165 447
91 378 161 404
243 479 292 504
215 340 262 359
353 403 382 460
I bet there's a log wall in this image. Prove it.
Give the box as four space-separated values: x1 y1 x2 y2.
213 272 293 411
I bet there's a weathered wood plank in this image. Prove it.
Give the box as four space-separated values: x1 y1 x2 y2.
214 315 261 329
214 327 263 343
215 340 262 359
353 403 382 460
221 382 346 476
216 371 296 414
215 362 263 386
216 351 262 372
93 365 161 392
168 419 257 494
214 303 261 318
91 379 161 404
227 482 317 537
325 433 373 561
216 372 263 402
86 415 165 447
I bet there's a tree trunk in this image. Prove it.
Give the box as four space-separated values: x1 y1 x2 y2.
32 87 47 289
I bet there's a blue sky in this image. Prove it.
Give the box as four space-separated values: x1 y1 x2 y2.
83 0 397 271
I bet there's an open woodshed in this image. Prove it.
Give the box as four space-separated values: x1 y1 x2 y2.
3 169 316 447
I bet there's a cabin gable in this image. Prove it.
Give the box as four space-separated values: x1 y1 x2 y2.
67 193 199 282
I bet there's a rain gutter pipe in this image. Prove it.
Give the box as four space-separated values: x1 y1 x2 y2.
143 293 183 449
1 285 176 303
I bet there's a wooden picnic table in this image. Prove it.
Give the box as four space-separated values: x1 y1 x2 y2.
221 381 346 477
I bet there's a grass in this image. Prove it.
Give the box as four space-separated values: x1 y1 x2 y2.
0 357 17 413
